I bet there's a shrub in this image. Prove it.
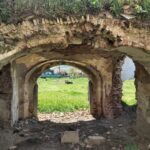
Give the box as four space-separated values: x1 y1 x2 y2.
111 0 123 17
135 0 150 19
0 1 10 22
0 0 150 22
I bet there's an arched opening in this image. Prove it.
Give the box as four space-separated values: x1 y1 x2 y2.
121 56 137 113
112 46 150 139
37 65 90 121
23 60 102 121
0 46 150 149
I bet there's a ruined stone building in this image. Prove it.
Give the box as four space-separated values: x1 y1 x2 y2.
0 15 150 139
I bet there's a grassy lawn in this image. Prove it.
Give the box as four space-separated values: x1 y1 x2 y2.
38 78 89 113
38 78 136 113
122 80 136 106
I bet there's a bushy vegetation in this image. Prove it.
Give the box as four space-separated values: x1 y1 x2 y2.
0 0 150 22
0 1 10 22
38 77 136 113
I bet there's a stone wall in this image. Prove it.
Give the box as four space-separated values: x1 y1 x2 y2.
0 16 150 70
135 63 150 139
9 48 122 122
110 56 124 117
0 16 150 139
0 64 12 126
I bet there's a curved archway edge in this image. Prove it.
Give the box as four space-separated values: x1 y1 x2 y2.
9 50 123 126
24 59 102 120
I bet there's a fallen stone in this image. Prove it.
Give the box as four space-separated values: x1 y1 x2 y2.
87 136 106 145
106 131 111 135
118 124 123 127
148 144 150 150
86 145 92 148
110 126 114 129
9 146 17 150
61 131 79 144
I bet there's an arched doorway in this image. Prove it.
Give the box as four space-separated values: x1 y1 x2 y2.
121 56 137 113
24 60 101 120
10 47 123 126
37 65 90 121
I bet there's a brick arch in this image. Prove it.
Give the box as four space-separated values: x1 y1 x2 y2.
25 60 100 83
23 59 102 120
10 48 123 126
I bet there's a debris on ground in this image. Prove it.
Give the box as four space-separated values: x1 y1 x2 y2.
86 135 106 145
0 110 149 150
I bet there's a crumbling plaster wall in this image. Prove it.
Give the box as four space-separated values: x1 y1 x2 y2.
11 48 122 123
0 16 150 69
0 15 150 138
135 63 150 138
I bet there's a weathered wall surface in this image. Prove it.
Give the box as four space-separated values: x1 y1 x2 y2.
0 15 150 139
11 48 122 122
135 63 150 138
0 16 150 69
0 64 12 126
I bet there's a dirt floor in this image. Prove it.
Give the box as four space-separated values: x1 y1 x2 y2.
0 110 149 150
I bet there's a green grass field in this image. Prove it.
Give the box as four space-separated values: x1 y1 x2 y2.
38 78 89 113
122 80 136 106
38 78 136 113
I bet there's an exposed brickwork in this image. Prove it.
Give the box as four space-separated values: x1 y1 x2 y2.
111 56 124 116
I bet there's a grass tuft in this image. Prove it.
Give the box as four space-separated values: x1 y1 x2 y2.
124 144 140 150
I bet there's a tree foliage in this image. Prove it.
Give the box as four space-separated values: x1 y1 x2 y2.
0 0 150 22
0 1 10 22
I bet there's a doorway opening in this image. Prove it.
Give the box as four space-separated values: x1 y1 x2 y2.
37 65 93 122
121 56 137 112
